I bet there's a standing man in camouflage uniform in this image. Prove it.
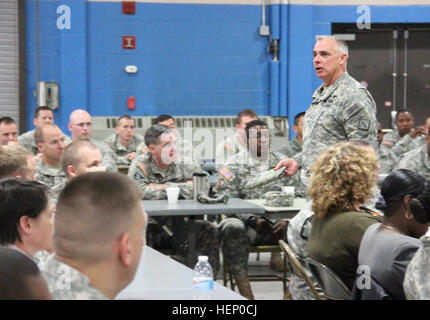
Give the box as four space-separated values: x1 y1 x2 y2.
128 124 220 276
277 112 304 157
275 36 378 188
394 126 430 179
67 109 118 172
104 115 143 167
216 120 300 300
18 106 71 155
39 172 147 300
34 124 67 188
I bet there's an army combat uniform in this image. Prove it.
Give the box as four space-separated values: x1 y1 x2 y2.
39 254 107 300
403 236 430 300
294 72 378 189
216 150 301 277
34 160 67 188
277 135 302 158
128 152 220 276
103 133 143 166
215 132 248 171
395 145 430 179
376 145 398 174
391 134 425 158
90 138 118 173
18 129 72 155
381 128 402 148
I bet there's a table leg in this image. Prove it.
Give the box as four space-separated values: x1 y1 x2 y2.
187 215 196 268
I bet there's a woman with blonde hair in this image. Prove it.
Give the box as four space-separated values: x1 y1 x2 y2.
307 141 382 290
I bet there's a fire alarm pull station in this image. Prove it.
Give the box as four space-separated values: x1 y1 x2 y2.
37 82 59 109
128 97 136 110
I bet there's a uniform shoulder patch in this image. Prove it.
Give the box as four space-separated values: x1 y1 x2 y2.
219 167 234 181
358 117 370 131
137 163 149 176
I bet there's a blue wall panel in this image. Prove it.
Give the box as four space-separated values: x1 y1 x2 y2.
25 1 430 139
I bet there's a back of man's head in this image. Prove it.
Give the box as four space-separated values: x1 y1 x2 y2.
0 247 51 300
0 145 32 179
55 172 144 264
61 140 99 178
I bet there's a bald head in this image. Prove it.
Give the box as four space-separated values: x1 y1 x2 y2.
68 109 93 141
61 140 104 179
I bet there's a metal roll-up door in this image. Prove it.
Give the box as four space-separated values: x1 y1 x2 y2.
0 0 20 128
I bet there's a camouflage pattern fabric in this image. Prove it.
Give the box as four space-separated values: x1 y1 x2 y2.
395 146 430 179
391 134 425 158
49 180 67 205
34 160 67 188
286 200 321 300
293 72 378 188
216 150 300 277
90 139 118 173
18 129 72 155
381 128 401 148
404 236 430 300
377 145 398 174
39 254 108 300
103 133 144 166
128 152 220 277
277 136 302 158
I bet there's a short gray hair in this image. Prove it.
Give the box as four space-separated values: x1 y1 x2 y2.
144 124 172 147
316 35 349 56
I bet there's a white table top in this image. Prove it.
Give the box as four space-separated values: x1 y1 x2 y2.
142 198 265 216
117 246 246 300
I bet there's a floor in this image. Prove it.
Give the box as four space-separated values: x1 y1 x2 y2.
216 252 286 300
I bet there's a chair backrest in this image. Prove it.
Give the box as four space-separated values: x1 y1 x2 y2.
278 240 322 300
305 257 351 300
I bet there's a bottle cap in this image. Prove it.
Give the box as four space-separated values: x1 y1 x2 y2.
198 255 208 262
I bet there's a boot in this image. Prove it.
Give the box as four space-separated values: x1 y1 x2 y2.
270 251 285 272
234 275 255 300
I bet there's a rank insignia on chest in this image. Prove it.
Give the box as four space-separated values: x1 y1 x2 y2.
220 167 234 181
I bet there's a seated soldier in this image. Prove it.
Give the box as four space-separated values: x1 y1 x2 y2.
0 247 52 300
128 124 220 276
0 178 54 258
50 140 105 202
0 116 18 146
67 109 118 172
382 110 424 152
277 112 305 158
0 144 36 180
39 172 147 300
18 106 71 155
104 115 143 167
34 123 67 188
215 109 258 171
136 114 196 162
390 114 429 157
216 119 301 300
395 126 430 179
376 122 398 174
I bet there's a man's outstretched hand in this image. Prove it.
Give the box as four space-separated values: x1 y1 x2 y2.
274 158 300 177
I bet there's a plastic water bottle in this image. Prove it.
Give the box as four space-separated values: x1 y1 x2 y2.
192 255 214 300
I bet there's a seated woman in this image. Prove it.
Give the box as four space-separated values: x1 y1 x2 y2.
356 169 430 300
307 141 382 290
0 178 54 259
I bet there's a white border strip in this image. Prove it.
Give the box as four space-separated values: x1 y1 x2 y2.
88 0 430 5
